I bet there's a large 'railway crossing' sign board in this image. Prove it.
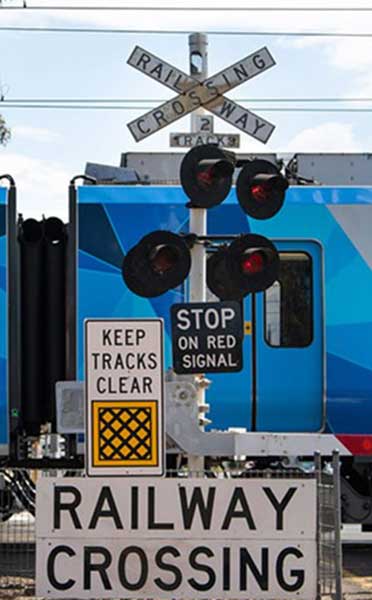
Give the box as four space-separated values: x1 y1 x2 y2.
127 45 276 143
36 477 317 599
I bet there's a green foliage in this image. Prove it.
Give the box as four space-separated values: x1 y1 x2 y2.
0 114 10 146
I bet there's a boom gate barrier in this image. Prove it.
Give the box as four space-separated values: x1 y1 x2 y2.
0 453 342 599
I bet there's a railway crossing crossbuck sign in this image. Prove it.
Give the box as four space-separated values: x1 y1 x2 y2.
127 45 276 143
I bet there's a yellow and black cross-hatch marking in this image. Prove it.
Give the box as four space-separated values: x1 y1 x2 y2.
92 401 158 468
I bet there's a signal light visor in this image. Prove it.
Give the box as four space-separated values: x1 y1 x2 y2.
180 144 235 208
207 248 246 301
237 159 289 220
207 234 280 300
122 231 191 298
149 244 180 275
228 234 280 294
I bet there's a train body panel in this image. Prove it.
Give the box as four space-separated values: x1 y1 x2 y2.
77 185 372 439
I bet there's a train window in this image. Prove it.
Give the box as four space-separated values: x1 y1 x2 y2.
264 252 313 347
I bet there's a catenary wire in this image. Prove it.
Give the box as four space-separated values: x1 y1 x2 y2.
3 4 372 11
1 26 372 37
3 98 372 103
2 104 372 111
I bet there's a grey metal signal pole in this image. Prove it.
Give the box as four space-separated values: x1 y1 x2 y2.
189 32 208 305
188 33 208 474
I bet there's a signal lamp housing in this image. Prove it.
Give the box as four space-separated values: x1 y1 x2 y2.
227 233 279 294
180 144 235 209
207 247 246 302
207 233 280 300
236 159 289 220
122 230 191 298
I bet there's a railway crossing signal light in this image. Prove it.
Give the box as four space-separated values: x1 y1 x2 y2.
207 234 279 300
206 247 241 301
236 158 289 219
124 151 287 300
180 144 235 209
122 230 192 298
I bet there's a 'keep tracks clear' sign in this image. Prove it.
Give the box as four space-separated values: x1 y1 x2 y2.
85 319 164 477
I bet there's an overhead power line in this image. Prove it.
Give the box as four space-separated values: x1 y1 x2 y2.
3 97 372 104
2 104 372 112
1 26 372 37
0 104 147 108
2 4 372 10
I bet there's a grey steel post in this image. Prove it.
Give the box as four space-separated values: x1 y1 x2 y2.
189 32 208 134
332 450 343 600
188 33 208 474
314 451 321 600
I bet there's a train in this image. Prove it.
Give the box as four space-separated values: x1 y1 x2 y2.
0 151 372 526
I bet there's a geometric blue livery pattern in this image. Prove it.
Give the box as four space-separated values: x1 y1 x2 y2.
77 185 372 435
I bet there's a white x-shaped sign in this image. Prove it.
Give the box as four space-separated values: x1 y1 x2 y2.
127 45 276 144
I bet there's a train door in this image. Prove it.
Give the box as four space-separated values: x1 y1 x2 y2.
207 294 253 431
208 239 324 433
255 240 324 432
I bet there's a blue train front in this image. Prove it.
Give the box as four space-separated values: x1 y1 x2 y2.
77 181 372 445
1 150 372 525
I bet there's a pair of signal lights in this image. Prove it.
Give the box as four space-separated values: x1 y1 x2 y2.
122 144 289 300
122 230 278 301
180 144 288 218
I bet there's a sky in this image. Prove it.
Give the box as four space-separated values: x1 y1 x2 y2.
1 0 372 218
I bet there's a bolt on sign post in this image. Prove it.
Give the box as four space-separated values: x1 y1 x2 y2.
85 319 164 477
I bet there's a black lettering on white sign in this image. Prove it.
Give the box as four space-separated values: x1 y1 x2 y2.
52 483 298 533
170 132 240 149
47 483 303 594
85 319 164 477
88 327 159 397
126 45 276 143
37 478 317 598
43 542 307 596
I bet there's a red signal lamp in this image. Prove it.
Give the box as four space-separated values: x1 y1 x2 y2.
228 234 279 294
237 159 289 220
241 250 266 275
122 231 192 298
250 182 271 203
180 144 236 208
149 244 180 275
196 159 235 188
196 168 214 188
207 247 246 301
207 234 280 300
